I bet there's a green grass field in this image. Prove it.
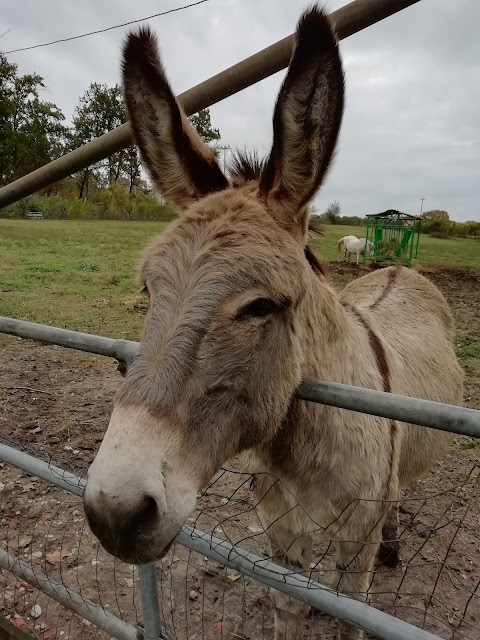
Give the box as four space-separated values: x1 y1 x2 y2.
1 219 479 338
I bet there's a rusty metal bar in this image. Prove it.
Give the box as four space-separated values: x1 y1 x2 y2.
0 0 421 208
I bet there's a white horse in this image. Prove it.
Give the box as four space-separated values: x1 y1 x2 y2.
338 235 374 264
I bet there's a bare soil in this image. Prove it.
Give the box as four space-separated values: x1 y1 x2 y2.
0 264 479 640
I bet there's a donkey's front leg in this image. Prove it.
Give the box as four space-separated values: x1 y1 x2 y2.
270 532 313 640
253 477 312 640
334 522 383 640
378 502 401 568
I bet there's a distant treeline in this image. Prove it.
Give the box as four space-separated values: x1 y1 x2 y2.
311 206 480 240
1 183 176 221
3 195 479 240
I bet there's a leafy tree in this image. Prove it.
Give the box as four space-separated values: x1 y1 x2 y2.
421 210 450 234
422 210 449 223
324 200 341 224
189 108 221 145
71 83 140 197
0 53 67 186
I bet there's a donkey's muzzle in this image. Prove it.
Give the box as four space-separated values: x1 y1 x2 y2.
83 489 163 563
82 404 198 564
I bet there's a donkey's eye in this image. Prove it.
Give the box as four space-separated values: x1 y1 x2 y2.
237 297 286 321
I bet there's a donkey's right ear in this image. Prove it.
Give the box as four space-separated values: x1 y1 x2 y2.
122 28 228 210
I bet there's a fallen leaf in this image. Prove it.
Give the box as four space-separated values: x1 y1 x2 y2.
19 536 32 548
247 526 263 534
227 571 240 582
12 617 26 628
46 548 70 564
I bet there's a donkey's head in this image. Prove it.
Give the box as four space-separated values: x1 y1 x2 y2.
83 5 344 563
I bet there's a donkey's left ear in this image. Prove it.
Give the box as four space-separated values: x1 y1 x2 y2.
259 6 344 241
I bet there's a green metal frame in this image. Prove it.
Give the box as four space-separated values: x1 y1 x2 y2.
363 209 422 268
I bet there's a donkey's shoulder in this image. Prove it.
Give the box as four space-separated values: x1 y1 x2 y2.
339 265 454 334
339 265 405 305
339 265 447 309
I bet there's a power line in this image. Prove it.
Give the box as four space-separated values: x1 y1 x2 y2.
2 0 210 55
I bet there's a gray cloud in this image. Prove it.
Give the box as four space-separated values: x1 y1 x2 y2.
1 0 479 220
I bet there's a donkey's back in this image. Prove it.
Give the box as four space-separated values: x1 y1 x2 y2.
340 265 463 486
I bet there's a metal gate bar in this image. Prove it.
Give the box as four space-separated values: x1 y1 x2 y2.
0 547 138 640
1 316 479 438
0 443 443 640
0 443 165 639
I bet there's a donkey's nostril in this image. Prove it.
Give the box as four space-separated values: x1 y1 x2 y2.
119 495 158 540
84 489 160 559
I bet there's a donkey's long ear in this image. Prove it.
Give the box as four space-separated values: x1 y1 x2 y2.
122 28 228 210
259 6 344 240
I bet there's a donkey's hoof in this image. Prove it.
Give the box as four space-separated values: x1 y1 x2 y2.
378 539 401 568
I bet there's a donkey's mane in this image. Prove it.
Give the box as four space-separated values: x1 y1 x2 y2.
228 150 265 185
229 150 326 277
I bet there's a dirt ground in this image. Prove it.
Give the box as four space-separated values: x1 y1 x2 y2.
0 263 479 640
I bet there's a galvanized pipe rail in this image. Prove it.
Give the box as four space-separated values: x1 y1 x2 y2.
0 0 421 208
0 442 165 639
0 443 442 640
1 316 479 438
0 547 138 640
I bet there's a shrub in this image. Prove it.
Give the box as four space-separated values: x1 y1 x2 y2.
0 187 176 221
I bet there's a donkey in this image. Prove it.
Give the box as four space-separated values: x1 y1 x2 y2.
83 6 463 639
338 235 374 264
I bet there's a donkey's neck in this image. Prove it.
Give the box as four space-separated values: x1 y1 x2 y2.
300 273 365 383
258 271 381 480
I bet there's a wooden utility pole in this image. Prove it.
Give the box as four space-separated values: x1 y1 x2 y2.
216 145 231 174
420 196 425 215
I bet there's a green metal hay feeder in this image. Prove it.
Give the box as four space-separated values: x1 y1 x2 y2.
363 209 422 268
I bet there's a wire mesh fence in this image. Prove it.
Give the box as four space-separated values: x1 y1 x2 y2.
0 438 140 639
1 323 480 639
1 434 478 640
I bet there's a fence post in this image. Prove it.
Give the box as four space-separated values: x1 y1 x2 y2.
138 565 165 640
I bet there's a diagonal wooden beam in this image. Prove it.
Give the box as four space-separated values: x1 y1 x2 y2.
0 0 421 208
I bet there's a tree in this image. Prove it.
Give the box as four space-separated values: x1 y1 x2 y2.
189 109 221 145
421 210 450 234
123 145 142 193
71 83 139 197
324 200 341 224
0 53 68 186
422 210 449 223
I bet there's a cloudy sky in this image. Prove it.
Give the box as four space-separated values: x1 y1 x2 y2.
1 0 479 221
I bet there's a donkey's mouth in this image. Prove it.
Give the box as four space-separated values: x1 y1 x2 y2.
91 526 178 565
84 496 181 565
